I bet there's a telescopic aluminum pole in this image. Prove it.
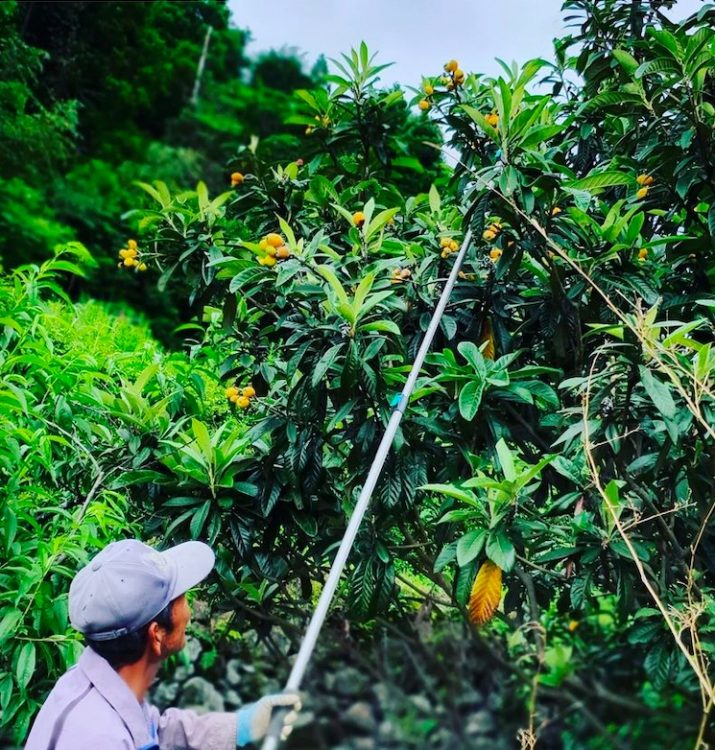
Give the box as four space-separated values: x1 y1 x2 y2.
261 229 473 750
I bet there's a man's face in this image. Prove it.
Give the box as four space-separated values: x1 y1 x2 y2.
162 594 191 655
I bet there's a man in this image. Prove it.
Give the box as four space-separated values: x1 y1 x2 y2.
25 539 301 750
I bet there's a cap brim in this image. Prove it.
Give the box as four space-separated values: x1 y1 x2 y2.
162 541 215 599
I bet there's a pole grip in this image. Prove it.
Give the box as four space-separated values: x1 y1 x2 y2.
260 708 288 750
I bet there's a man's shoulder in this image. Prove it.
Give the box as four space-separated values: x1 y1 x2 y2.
25 672 132 750
55 689 132 749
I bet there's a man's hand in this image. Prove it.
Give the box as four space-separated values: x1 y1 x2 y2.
236 692 302 746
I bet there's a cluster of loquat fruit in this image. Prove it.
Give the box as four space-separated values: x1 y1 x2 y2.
117 240 148 272
353 211 365 228
418 59 467 111
416 61 500 126
439 236 459 258
635 173 654 200
390 267 412 284
230 172 244 187
257 233 292 267
225 384 256 410
482 221 505 262
306 114 331 136
442 59 466 89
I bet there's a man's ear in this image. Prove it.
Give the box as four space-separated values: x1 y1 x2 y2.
146 621 165 658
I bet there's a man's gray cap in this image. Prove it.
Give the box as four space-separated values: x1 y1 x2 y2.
69 539 215 640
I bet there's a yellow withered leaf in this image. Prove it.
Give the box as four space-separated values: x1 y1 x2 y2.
479 319 496 360
468 560 502 626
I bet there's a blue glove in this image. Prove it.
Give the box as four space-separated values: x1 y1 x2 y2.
236 692 301 746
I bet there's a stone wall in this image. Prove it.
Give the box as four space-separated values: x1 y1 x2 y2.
151 621 518 749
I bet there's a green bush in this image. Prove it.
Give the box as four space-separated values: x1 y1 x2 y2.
0 246 236 741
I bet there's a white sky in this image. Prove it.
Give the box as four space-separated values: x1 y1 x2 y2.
228 0 705 88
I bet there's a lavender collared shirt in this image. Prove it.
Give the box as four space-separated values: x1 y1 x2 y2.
24 647 238 750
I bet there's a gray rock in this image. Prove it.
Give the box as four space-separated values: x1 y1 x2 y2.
456 689 484 709
352 738 376 750
464 710 494 737
372 683 391 706
179 676 225 712
225 659 242 688
486 690 502 711
467 740 498 750
223 689 242 709
184 636 202 663
331 667 367 698
377 720 397 742
409 694 431 714
152 680 179 706
343 701 377 734
173 663 194 682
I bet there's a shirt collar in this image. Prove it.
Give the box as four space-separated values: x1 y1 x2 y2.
77 647 155 749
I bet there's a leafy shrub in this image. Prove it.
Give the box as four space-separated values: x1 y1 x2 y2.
0 246 233 741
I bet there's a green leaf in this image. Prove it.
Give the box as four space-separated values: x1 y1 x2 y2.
499 165 519 196
456 529 487 566
518 124 563 149
311 344 344 386
434 541 458 572
566 171 632 191
648 29 683 60
277 217 297 247
356 290 393 319
359 320 401 335
580 91 643 111
190 500 211 538
461 105 499 142
495 439 516 482
428 184 441 213
134 180 165 206
316 265 354 323
454 559 479 606
15 642 36 690
134 363 159 392
196 180 209 212
612 48 640 74
0 673 11 711
392 156 424 173
638 366 676 419
457 341 486 375
636 58 681 78
352 272 376 319
515 454 555 490
0 610 22 644
458 380 484 420
365 208 399 241
191 419 213 460
644 644 672 689
486 530 515 572
421 483 479 506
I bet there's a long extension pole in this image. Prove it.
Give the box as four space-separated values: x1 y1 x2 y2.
261 229 473 749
